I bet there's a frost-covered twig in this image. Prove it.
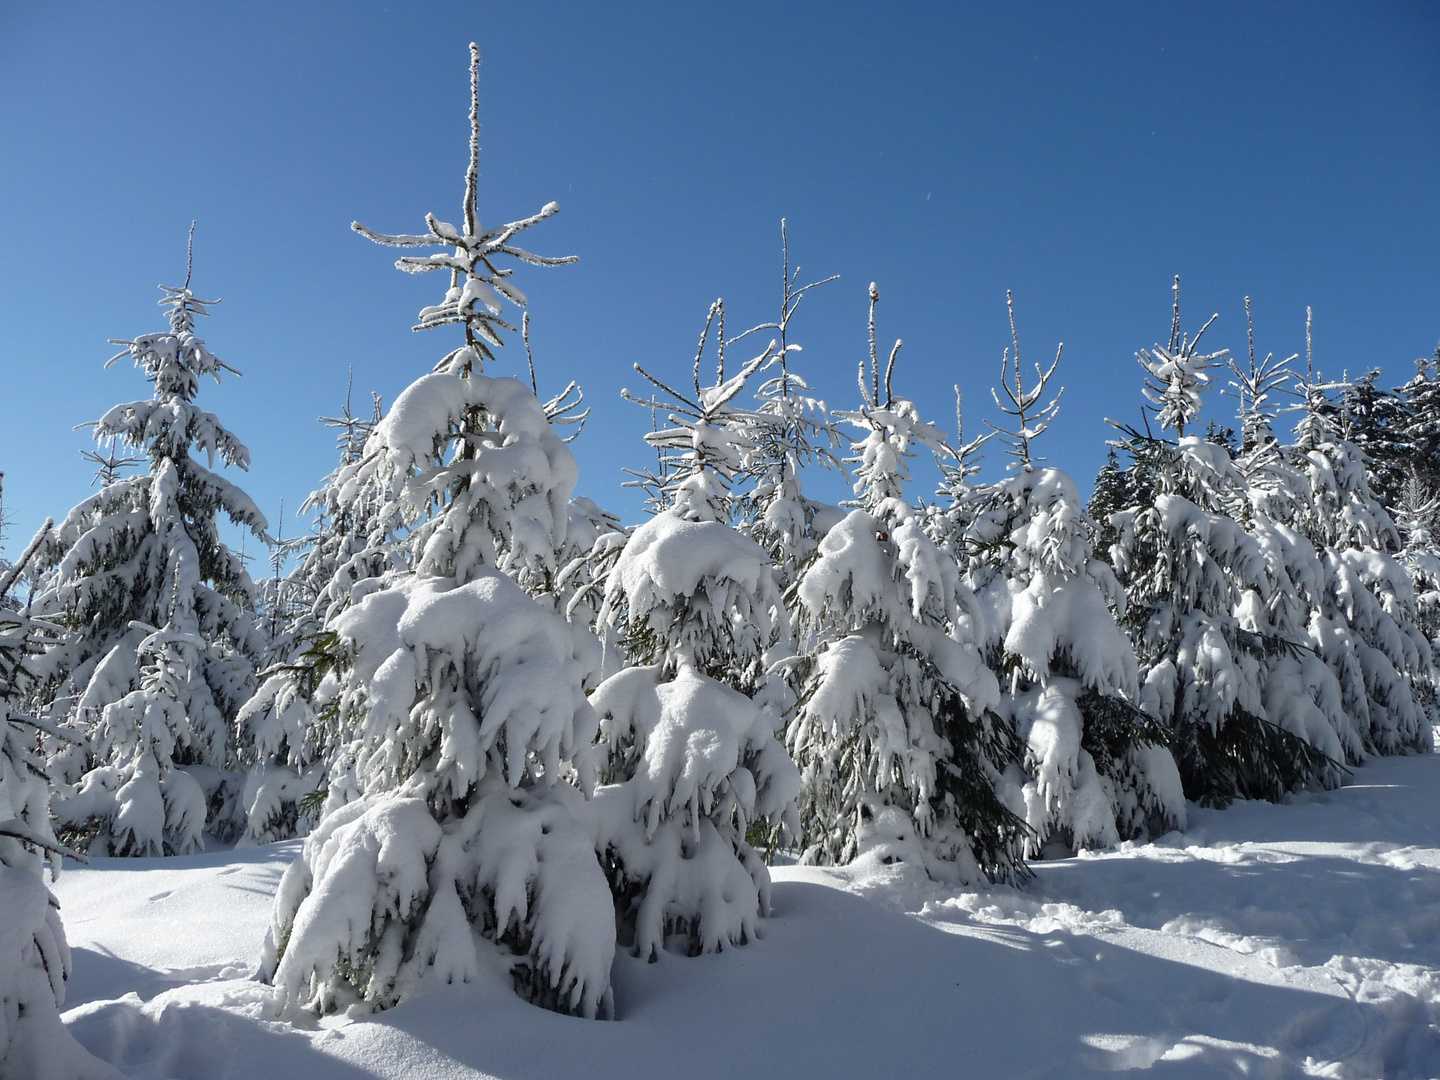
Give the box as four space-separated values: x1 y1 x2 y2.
981 291 1064 469
1224 296 1298 452
1135 276 1225 438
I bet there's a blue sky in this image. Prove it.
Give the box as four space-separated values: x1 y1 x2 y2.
1 2 1437 556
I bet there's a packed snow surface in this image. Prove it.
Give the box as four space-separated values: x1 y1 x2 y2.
51 745 1440 1079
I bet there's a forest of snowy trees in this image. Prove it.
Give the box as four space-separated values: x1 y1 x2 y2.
1 44 1437 1074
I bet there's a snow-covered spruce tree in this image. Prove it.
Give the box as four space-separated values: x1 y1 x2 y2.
787 283 1024 883
1107 283 1343 805
1087 445 1155 561
587 310 800 961
963 294 1184 856
1307 461 1432 755
31 237 267 856
733 221 844 591
261 46 616 1021
1399 347 1440 499
1394 477 1440 725
1396 476 1440 650
1286 314 1432 755
1336 370 1412 516
0 523 114 1080
1218 304 1361 769
230 382 388 846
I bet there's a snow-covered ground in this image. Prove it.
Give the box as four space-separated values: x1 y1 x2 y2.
51 745 1440 1080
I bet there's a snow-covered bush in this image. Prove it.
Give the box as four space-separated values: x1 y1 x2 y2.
31 245 266 856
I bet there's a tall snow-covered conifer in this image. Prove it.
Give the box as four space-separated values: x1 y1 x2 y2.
33 232 267 856
261 45 617 1021
1218 303 1360 774
1396 476 1440 652
1286 316 1433 755
788 284 1025 883
1399 348 1440 500
1108 287 1348 804
964 295 1185 856
587 305 801 960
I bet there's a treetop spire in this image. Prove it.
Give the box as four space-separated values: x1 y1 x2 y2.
351 43 576 375
465 42 480 239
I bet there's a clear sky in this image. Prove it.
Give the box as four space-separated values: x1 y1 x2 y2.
2 2 1437 557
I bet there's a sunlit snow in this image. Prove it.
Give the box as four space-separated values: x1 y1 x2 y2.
51 746 1440 1079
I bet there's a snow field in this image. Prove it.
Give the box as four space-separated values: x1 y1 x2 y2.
41 744 1439 1079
